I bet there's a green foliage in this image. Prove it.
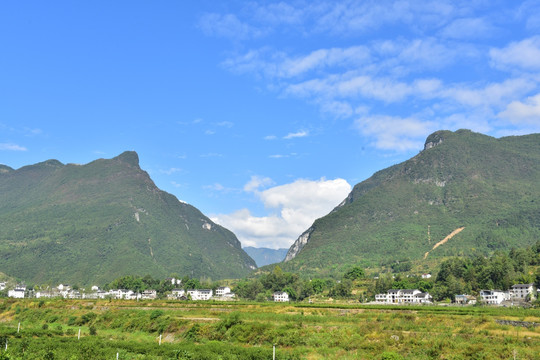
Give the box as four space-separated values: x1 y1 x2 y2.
381 352 404 360
343 266 365 280
432 242 540 300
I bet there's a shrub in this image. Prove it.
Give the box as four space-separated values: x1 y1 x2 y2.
89 325 97 336
149 309 164 320
381 352 404 360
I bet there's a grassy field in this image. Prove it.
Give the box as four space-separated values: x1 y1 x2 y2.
0 298 538 359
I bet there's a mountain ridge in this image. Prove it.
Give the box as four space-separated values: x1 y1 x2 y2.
0 151 256 285
282 130 540 276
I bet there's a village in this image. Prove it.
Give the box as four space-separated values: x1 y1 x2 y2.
1 278 290 303
1 278 537 306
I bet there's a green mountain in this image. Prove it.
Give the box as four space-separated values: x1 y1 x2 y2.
0 152 256 285
282 130 540 276
243 247 288 267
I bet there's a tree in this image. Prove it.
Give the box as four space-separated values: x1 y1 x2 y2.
344 266 365 280
329 279 352 298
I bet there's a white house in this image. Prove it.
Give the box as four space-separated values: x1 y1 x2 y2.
414 292 433 304
510 284 534 300
186 289 213 300
171 288 185 299
8 285 26 299
215 286 231 297
197 289 213 300
141 290 157 300
375 289 432 304
0 282 6 291
479 290 509 305
454 294 476 305
421 274 432 279
36 290 60 299
273 291 289 302
108 289 137 300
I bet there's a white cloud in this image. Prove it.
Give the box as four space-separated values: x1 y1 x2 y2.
244 175 274 192
499 93 540 126
355 115 436 151
198 13 265 40
490 36 540 71
440 17 496 39
160 167 182 175
283 130 309 139
212 177 352 248
0 143 27 151
264 135 277 140
441 78 537 108
216 121 234 128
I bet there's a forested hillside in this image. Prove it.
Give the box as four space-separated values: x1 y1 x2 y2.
0 152 256 285
282 130 540 276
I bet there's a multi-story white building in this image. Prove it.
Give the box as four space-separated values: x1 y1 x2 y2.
375 289 432 304
215 286 231 297
479 290 509 305
171 288 185 299
186 289 213 300
141 290 157 300
273 291 289 302
510 284 535 300
8 284 26 299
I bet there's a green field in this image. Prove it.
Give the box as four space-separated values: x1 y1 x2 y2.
0 299 538 359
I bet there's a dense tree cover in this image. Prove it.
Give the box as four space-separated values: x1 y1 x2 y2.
369 241 540 302
431 241 540 301
234 265 360 301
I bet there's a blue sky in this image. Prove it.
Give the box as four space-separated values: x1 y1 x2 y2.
1 1 540 249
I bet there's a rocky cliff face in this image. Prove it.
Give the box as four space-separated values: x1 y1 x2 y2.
284 227 313 262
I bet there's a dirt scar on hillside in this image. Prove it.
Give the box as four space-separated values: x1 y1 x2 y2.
424 227 465 259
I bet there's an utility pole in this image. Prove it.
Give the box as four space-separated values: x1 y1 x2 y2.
273 344 276 360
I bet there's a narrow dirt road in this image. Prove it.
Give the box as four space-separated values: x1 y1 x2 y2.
424 227 465 259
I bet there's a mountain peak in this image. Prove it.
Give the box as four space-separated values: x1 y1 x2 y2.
114 151 140 167
423 130 454 150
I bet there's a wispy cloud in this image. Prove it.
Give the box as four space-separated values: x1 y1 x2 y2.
283 130 309 139
216 121 234 128
498 93 540 126
200 153 223 158
490 36 540 71
160 167 182 175
198 13 265 40
0 143 27 151
243 175 274 192
439 17 497 39
203 1 540 153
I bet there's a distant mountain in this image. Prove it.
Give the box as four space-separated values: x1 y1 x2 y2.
0 152 256 285
243 247 288 267
282 130 540 276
